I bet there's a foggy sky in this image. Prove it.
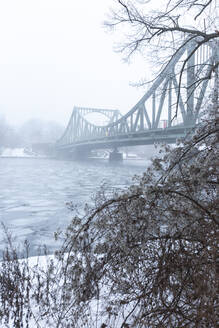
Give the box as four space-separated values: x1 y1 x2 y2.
0 0 147 127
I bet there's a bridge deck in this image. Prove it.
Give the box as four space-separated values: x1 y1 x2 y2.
57 125 193 152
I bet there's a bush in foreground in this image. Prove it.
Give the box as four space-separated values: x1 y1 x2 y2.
54 105 218 327
1 104 217 328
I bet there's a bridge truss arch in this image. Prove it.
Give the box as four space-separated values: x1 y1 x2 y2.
57 38 218 151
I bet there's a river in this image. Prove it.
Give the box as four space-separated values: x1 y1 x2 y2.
0 157 150 256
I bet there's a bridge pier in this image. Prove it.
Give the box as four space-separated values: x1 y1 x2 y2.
55 149 73 160
109 148 123 162
73 149 91 160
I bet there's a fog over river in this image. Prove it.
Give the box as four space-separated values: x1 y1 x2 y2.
0 157 149 256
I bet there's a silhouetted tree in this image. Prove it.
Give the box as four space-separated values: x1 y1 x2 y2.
106 0 218 73
19 119 64 146
0 115 22 149
106 0 218 117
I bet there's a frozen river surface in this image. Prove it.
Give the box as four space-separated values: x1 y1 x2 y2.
0 157 149 256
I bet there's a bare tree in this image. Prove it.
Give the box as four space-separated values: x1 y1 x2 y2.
0 115 22 149
41 90 216 327
106 0 218 67
106 0 219 114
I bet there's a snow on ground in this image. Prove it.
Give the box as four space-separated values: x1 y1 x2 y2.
0 148 37 157
0 148 36 157
0 254 126 328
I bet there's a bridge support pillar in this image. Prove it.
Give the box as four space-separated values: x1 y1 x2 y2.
109 148 123 162
74 149 91 160
56 149 74 160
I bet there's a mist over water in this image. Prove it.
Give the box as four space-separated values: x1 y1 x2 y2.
0 157 149 256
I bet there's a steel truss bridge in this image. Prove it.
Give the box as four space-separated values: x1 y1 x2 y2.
56 39 218 156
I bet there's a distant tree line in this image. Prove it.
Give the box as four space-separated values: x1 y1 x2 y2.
0 115 21 148
0 115 64 150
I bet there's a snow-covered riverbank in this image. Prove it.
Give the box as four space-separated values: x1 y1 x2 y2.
0 147 45 158
0 147 36 157
0 253 112 328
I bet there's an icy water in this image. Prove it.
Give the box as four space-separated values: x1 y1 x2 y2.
0 157 149 256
